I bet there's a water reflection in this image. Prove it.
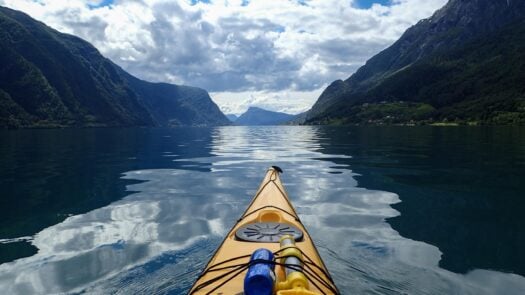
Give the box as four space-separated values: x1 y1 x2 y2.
0 126 523 294
0 128 215 239
311 127 525 277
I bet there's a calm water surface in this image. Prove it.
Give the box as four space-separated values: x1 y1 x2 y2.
0 126 524 294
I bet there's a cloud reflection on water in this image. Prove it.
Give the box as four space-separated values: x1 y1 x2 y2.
0 126 523 294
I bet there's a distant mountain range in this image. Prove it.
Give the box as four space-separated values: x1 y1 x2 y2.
226 114 238 122
4 0 523 128
234 107 295 126
0 6 229 128
303 0 525 125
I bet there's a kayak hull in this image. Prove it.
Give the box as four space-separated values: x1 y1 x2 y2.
189 167 338 294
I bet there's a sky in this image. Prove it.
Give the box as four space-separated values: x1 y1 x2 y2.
0 0 447 115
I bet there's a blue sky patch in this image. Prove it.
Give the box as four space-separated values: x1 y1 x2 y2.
190 0 211 5
88 0 114 9
297 0 308 6
355 0 392 9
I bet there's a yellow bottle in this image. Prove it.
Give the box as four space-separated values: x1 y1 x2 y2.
275 235 319 295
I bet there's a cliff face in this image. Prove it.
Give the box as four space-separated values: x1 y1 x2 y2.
306 0 525 124
0 6 229 128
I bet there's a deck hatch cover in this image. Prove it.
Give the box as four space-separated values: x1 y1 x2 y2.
235 222 303 243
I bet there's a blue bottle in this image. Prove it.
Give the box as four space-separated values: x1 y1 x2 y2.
244 248 275 295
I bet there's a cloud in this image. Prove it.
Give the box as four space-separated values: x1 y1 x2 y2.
211 87 326 116
0 0 448 113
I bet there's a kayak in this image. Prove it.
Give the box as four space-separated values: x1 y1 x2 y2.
189 166 340 294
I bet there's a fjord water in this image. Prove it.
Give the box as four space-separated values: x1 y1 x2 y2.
0 126 524 294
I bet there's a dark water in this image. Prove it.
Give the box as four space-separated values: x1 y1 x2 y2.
0 126 524 294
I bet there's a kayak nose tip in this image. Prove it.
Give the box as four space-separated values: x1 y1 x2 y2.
271 166 283 173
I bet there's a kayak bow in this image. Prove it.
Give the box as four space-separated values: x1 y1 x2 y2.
189 167 339 294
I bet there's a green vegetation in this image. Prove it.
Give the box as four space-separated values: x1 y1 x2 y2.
317 102 433 125
356 102 435 124
0 89 30 128
0 6 228 129
305 1 525 126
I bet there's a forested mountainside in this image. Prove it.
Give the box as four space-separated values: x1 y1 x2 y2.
0 6 229 128
304 0 525 125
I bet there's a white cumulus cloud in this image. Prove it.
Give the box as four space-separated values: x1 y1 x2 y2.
0 0 448 115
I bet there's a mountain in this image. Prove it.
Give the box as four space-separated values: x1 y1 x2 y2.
226 114 238 122
305 0 525 125
235 107 296 126
0 6 229 128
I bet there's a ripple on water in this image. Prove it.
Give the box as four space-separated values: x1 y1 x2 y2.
0 126 523 294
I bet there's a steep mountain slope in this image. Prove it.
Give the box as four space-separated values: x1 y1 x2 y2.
0 6 228 128
226 114 238 122
306 0 525 125
120 71 228 126
235 107 296 125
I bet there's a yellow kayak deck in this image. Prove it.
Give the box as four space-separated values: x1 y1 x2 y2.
189 167 339 294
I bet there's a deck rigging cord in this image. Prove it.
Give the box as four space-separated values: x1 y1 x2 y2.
190 167 340 294
189 247 340 295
